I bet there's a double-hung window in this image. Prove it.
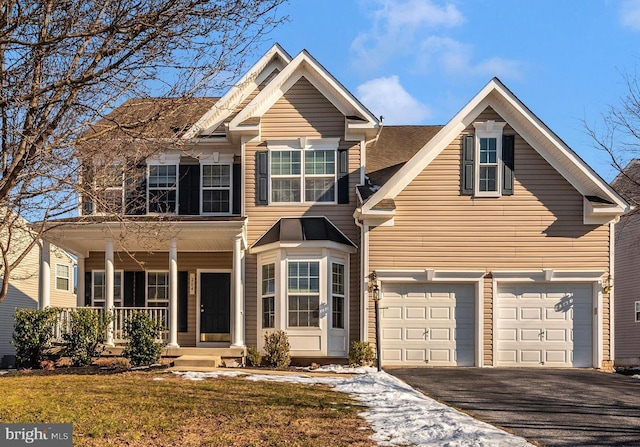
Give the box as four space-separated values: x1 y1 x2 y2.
201 164 232 213
478 137 498 193
269 139 338 204
148 164 177 213
95 163 124 214
331 263 345 329
92 270 122 307
261 263 275 329
287 261 320 327
147 271 169 307
55 264 71 291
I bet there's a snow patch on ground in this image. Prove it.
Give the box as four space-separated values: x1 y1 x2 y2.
175 367 533 447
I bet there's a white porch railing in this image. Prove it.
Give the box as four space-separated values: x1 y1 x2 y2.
52 307 168 344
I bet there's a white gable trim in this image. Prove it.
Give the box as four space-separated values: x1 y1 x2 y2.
182 44 292 140
361 78 629 220
228 50 379 136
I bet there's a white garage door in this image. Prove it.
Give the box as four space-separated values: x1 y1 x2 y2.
380 283 475 366
496 283 593 367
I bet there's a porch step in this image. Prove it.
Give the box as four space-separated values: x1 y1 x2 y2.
172 355 222 368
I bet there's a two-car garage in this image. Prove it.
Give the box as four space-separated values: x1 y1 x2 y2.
378 279 596 368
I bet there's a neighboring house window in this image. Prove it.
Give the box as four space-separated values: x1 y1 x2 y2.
268 139 339 204
55 264 71 291
287 261 320 327
92 271 123 307
461 121 514 197
148 164 177 213
261 263 275 329
636 301 640 322
331 263 345 329
147 271 169 307
201 164 231 213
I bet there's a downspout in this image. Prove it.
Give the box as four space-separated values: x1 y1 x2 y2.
354 215 368 342
610 220 616 365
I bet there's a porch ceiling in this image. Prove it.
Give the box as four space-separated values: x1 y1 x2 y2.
43 219 246 257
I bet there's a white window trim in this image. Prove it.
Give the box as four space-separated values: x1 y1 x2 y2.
93 163 125 215
331 262 346 330
473 121 506 197
55 263 71 291
91 270 123 307
267 138 340 205
200 162 233 215
260 262 276 329
146 270 170 307
146 157 180 214
635 301 640 322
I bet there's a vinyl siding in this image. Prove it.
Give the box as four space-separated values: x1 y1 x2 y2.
368 107 611 363
614 213 640 361
244 76 361 349
85 251 232 347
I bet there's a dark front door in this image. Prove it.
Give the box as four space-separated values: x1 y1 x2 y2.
200 272 231 342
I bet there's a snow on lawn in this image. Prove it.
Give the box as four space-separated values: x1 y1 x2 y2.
176 367 533 447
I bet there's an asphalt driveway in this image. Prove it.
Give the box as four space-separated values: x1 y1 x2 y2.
386 368 640 447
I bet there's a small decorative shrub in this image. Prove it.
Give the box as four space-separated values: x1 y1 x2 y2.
12 308 60 369
263 330 291 369
122 311 165 367
349 341 375 367
63 308 111 367
246 346 263 367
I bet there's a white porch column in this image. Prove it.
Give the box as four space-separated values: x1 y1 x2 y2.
39 241 51 309
105 239 115 347
231 234 244 347
168 239 179 348
76 256 85 308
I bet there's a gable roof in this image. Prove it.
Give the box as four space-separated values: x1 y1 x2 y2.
611 159 640 207
358 78 629 224
182 44 292 139
227 49 379 140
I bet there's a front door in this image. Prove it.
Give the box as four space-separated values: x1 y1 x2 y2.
200 272 231 343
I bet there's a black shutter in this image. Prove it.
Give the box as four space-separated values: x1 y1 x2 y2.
337 148 349 204
84 271 92 306
461 135 475 195
123 272 135 307
178 271 188 332
134 271 146 307
233 163 241 215
256 151 268 205
125 163 147 215
178 164 200 215
502 135 515 196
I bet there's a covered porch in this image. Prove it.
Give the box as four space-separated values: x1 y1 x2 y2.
42 218 248 350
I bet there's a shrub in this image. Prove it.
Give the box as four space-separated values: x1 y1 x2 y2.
349 341 375 367
12 308 60 369
122 311 165 367
263 330 290 369
246 346 263 367
63 308 111 367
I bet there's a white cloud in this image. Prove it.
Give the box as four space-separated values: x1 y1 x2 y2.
356 76 431 124
351 0 464 71
620 0 640 30
418 36 522 79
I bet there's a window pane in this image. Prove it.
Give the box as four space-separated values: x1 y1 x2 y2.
149 165 177 187
262 297 275 328
202 165 231 187
202 190 230 213
148 272 169 303
332 263 345 295
271 151 301 175
261 264 275 295
304 150 335 175
479 166 497 192
271 179 301 202
288 296 319 327
149 190 176 213
332 296 344 329
480 138 497 164
305 178 335 202
288 262 320 293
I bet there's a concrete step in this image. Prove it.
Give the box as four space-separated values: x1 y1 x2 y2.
172 355 222 368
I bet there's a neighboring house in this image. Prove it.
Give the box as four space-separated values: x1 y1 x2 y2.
611 160 640 366
0 216 76 367
41 44 628 368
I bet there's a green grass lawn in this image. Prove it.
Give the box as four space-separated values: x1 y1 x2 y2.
0 370 376 446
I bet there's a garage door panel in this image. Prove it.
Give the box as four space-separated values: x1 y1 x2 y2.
380 283 475 366
497 283 593 367
382 327 402 341
382 307 402 319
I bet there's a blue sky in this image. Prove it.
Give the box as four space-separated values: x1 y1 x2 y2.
254 0 640 182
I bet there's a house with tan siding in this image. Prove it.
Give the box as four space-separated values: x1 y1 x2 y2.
41 45 628 368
